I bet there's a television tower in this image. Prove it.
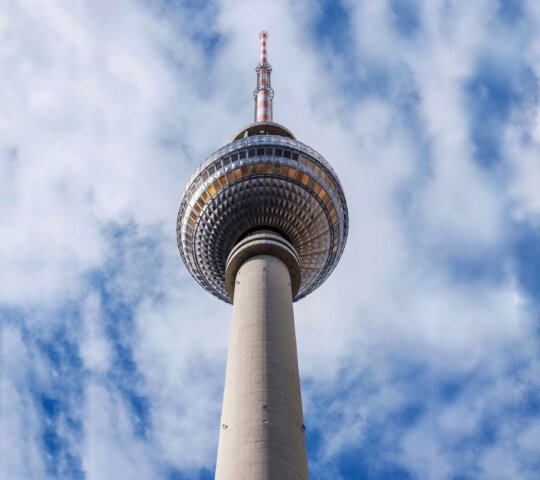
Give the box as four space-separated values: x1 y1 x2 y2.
177 31 348 479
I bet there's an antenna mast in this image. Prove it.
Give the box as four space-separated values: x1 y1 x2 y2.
254 31 274 122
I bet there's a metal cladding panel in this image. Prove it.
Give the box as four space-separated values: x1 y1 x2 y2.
177 134 349 303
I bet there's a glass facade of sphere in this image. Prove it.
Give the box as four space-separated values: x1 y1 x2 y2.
177 134 348 303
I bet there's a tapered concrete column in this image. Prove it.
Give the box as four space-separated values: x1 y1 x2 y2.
215 231 308 480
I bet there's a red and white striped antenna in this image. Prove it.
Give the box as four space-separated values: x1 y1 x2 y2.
254 31 274 122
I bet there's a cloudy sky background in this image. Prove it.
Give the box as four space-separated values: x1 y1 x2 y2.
2 0 540 478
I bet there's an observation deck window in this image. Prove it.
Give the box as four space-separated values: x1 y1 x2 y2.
239 151 246 159
275 149 283 157
329 205 336 218
249 149 256 158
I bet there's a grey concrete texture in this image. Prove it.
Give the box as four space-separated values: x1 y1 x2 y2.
215 252 309 480
225 230 301 301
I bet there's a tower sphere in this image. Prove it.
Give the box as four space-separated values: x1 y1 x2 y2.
176 40 348 304
176 121 348 303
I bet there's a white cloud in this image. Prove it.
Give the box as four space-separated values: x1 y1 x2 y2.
82 382 156 480
1 0 540 478
517 418 540 454
80 292 111 373
132 252 229 470
0 324 48 479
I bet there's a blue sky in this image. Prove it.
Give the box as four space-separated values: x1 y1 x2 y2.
1 1 540 479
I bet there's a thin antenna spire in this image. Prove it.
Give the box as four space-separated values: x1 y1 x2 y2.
254 31 274 123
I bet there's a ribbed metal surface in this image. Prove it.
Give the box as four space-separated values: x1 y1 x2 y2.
177 133 349 303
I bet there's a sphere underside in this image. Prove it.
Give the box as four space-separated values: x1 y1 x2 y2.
177 133 348 303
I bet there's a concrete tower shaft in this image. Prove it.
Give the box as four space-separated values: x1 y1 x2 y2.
215 231 308 479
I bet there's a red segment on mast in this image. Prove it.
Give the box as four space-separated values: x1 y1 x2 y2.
254 31 274 122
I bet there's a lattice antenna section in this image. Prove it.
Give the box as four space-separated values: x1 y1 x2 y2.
253 31 274 122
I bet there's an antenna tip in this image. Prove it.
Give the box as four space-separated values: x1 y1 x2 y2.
259 31 269 39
